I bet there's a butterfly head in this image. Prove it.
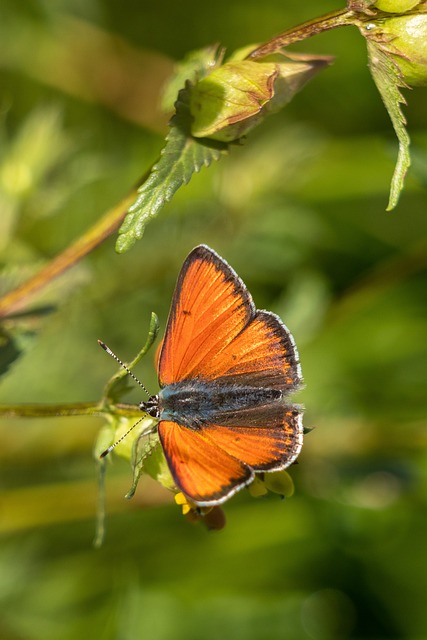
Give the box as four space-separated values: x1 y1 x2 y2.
140 395 160 419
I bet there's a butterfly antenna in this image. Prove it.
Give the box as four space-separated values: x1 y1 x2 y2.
98 340 150 397
99 419 156 458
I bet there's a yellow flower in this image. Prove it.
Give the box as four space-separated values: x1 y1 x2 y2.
174 493 226 531
174 492 194 515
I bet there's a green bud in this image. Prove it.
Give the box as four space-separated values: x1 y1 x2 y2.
263 470 295 497
190 53 331 142
190 60 276 141
248 476 269 498
373 0 420 11
376 12 427 85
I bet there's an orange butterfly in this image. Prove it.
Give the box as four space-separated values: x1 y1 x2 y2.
139 245 304 506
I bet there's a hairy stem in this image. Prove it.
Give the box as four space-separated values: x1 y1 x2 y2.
247 9 356 59
0 401 142 418
0 184 146 318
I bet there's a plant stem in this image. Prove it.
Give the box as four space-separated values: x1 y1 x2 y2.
0 189 140 318
0 402 102 418
0 401 142 418
247 8 356 59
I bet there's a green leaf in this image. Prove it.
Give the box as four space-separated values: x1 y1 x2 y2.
366 39 411 210
263 470 295 497
125 429 163 499
141 434 176 493
115 85 227 253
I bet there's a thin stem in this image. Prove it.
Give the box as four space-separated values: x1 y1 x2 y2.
0 160 154 319
0 189 138 318
0 401 142 418
0 402 102 418
247 9 356 60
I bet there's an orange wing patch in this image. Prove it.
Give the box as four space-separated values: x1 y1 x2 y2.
159 246 253 386
195 310 301 389
201 409 303 471
158 420 254 506
158 246 301 390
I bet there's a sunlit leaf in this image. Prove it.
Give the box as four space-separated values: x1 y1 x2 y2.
366 38 410 209
126 429 163 499
115 86 227 253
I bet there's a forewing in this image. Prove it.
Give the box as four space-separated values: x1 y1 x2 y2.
158 420 254 506
206 310 301 390
158 245 301 391
158 245 254 386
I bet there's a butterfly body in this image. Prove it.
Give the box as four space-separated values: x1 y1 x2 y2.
140 245 304 507
149 381 284 429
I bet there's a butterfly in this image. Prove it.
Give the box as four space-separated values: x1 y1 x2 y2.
137 244 304 507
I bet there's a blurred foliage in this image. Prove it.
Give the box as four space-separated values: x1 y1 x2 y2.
0 1 427 639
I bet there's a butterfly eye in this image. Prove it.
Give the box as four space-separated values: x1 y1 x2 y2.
140 395 160 419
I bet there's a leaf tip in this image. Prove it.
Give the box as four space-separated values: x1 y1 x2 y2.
115 232 137 254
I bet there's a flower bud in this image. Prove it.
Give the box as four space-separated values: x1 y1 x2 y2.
190 53 331 142
378 12 427 85
373 0 420 11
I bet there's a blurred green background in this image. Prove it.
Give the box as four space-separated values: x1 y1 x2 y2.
1 1 427 639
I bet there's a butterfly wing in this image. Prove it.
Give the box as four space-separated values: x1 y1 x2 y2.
158 420 254 505
158 407 302 505
158 245 302 390
200 407 303 471
157 245 303 505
